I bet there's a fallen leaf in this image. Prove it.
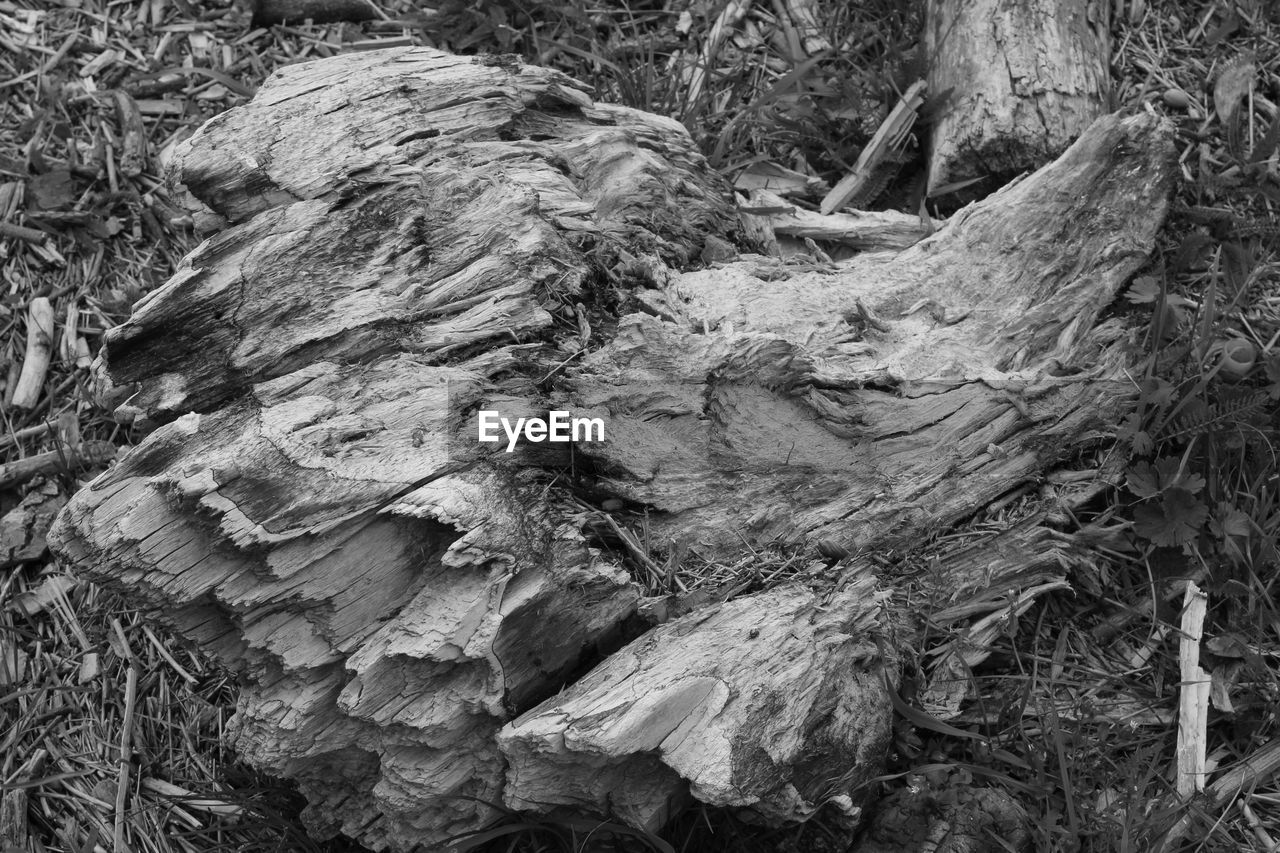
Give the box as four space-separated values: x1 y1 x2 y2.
1213 52 1255 127
1206 634 1249 658
84 215 124 239
26 167 76 210
1125 276 1161 303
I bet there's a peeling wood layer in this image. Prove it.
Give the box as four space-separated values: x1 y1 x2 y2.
50 46 1175 851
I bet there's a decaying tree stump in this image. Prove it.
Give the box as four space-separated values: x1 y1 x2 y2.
49 47 1175 852
925 0 1111 196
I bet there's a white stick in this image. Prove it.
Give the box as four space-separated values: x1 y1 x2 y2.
782 0 831 55
12 297 56 409
1175 581 1210 798
684 0 752 108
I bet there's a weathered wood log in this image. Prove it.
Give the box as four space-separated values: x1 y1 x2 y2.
48 46 1175 852
925 0 1111 197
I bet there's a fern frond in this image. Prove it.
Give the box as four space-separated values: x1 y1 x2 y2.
1160 390 1271 442
848 160 900 208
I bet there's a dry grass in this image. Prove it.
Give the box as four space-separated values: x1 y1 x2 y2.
2 0 1279 851
1 574 355 852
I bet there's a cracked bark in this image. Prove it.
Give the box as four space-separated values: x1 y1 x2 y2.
49 47 1175 852
925 0 1111 197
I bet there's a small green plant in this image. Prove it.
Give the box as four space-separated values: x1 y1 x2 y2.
1119 244 1280 577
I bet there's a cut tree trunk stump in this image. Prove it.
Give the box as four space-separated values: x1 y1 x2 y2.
49 47 1175 852
925 0 1111 197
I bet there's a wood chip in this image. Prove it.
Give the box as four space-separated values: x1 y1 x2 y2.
1175 581 1210 798
113 90 147 177
78 47 119 78
12 296 56 409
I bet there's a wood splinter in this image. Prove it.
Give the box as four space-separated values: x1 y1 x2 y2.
12 297 55 410
1175 582 1210 799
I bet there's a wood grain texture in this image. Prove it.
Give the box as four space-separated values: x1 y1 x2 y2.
925 0 1110 195
49 46 1175 851
579 110 1175 557
500 573 892 830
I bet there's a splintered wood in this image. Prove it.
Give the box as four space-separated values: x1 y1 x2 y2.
1175 582 1210 798
747 189 938 251
50 47 1177 851
821 80 925 215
